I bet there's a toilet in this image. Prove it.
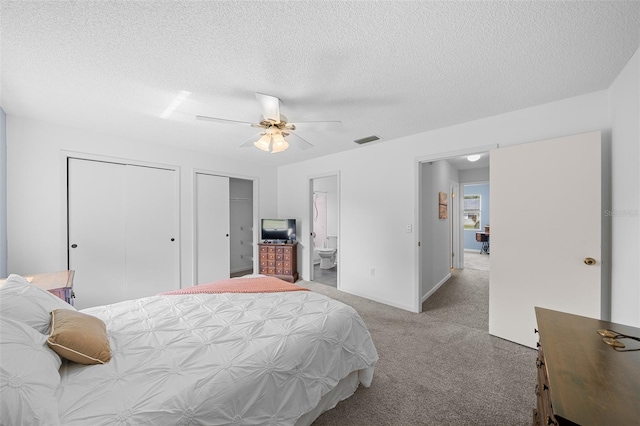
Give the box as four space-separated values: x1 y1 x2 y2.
316 236 337 269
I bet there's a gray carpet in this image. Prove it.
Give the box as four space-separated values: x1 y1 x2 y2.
300 268 536 425
463 250 490 272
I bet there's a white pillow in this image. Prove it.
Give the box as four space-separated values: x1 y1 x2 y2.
0 317 62 425
0 274 76 334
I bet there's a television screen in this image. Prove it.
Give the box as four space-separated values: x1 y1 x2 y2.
261 219 296 242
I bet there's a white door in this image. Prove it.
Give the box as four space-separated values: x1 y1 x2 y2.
68 159 126 309
196 173 230 284
69 159 179 309
489 131 602 348
125 165 179 298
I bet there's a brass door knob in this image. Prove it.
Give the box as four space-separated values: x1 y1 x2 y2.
584 257 596 266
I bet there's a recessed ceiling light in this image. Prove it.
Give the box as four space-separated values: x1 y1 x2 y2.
467 154 481 162
160 90 191 119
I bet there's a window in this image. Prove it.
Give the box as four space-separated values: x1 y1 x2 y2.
464 194 481 230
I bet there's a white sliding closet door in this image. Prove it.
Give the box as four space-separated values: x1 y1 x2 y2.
68 158 179 309
125 165 179 298
196 173 230 284
68 159 127 308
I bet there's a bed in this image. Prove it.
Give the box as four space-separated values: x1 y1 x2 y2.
0 274 378 425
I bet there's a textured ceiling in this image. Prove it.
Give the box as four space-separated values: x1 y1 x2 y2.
1 1 639 167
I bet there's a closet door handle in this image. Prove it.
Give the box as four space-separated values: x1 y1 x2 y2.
71 244 78 248
170 238 175 241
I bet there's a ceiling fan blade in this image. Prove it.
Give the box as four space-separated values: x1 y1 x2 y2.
287 131 314 151
196 115 254 126
255 93 281 124
239 132 263 148
288 120 342 130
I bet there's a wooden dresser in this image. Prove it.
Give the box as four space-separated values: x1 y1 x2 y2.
258 242 298 283
534 307 640 426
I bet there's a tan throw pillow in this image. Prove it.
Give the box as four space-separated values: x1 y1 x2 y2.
47 309 111 365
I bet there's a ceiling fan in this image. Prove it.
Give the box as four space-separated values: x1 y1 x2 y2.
196 93 341 154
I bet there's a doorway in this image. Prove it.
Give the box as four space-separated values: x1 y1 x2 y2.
195 172 257 284
229 178 254 277
309 174 339 288
417 132 606 348
416 148 492 312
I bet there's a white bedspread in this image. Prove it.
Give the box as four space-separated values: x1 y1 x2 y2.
56 290 378 425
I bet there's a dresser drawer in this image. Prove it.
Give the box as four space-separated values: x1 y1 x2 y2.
535 345 558 426
257 243 298 283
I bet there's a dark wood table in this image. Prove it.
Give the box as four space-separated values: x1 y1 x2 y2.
534 307 640 425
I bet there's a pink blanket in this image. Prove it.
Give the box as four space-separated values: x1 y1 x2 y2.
160 276 310 295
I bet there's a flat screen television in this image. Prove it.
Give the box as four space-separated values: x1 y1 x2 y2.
261 219 296 242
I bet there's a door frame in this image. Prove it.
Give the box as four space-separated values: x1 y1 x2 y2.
450 180 461 270
307 171 341 288
414 145 496 313
191 168 260 286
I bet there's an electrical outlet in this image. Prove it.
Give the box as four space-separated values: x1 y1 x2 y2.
405 224 412 233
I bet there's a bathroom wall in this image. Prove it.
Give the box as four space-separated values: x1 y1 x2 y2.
312 176 338 263
313 192 328 253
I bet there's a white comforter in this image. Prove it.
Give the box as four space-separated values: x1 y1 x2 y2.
56 290 378 425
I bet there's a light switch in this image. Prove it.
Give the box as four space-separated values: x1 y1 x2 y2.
406 224 412 233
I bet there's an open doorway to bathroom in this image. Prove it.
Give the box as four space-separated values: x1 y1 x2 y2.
310 175 339 287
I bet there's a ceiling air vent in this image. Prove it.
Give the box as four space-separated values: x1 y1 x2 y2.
354 135 381 145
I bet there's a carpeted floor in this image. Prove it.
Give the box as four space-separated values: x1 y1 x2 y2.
463 250 490 272
300 267 536 425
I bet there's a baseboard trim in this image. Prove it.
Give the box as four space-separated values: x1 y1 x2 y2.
421 272 452 303
230 267 254 274
339 287 415 312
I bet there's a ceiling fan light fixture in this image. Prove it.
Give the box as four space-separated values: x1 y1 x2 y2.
270 133 289 153
254 134 272 152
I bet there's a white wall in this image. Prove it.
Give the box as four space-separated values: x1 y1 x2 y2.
6 117 278 288
0 107 6 277
278 90 610 312
459 167 489 183
6 47 638 321
609 47 640 326
420 160 457 301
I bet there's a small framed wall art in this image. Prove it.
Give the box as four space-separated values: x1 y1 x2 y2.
438 191 448 219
